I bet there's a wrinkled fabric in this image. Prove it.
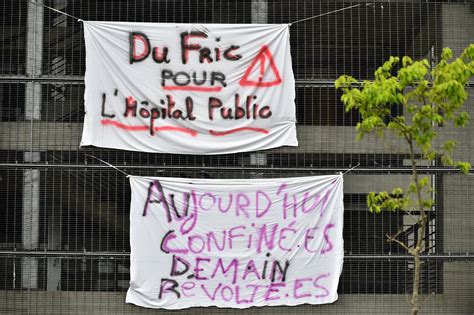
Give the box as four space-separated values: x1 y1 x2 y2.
127 175 344 309
81 21 297 154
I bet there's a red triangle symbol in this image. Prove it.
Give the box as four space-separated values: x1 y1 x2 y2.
239 45 282 87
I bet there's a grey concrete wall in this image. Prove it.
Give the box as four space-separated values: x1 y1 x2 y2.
441 4 474 164
443 175 474 253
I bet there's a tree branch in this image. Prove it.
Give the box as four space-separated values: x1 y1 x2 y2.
386 233 412 254
403 207 419 223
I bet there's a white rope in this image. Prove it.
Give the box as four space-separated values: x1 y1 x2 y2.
84 154 130 177
288 3 373 26
342 163 361 175
31 0 83 22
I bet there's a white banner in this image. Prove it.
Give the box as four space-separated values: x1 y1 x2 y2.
127 175 344 309
81 22 297 154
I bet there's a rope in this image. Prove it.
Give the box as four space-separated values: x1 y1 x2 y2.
342 163 361 175
84 154 130 177
31 0 83 22
289 3 373 26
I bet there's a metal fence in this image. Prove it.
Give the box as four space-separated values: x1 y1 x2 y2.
0 0 473 313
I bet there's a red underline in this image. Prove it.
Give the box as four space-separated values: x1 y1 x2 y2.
101 120 267 137
208 127 269 136
162 85 222 92
100 119 197 136
101 119 148 131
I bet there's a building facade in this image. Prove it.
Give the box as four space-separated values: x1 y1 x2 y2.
0 0 473 313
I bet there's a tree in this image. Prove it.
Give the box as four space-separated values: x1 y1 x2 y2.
335 44 474 315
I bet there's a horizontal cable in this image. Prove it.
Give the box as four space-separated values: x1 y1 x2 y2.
0 75 83 83
0 76 338 86
0 250 472 260
1 76 472 87
0 163 472 174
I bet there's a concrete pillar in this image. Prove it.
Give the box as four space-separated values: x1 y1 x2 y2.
441 4 474 247
250 0 268 175
47 212 62 291
440 2 474 300
22 153 40 289
251 0 267 24
22 0 43 289
45 0 68 291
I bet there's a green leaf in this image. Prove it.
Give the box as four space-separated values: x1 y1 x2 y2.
441 47 453 60
418 177 429 187
456 162 471 174
441 140 457 153
392 188 403 196
454 111 471 127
